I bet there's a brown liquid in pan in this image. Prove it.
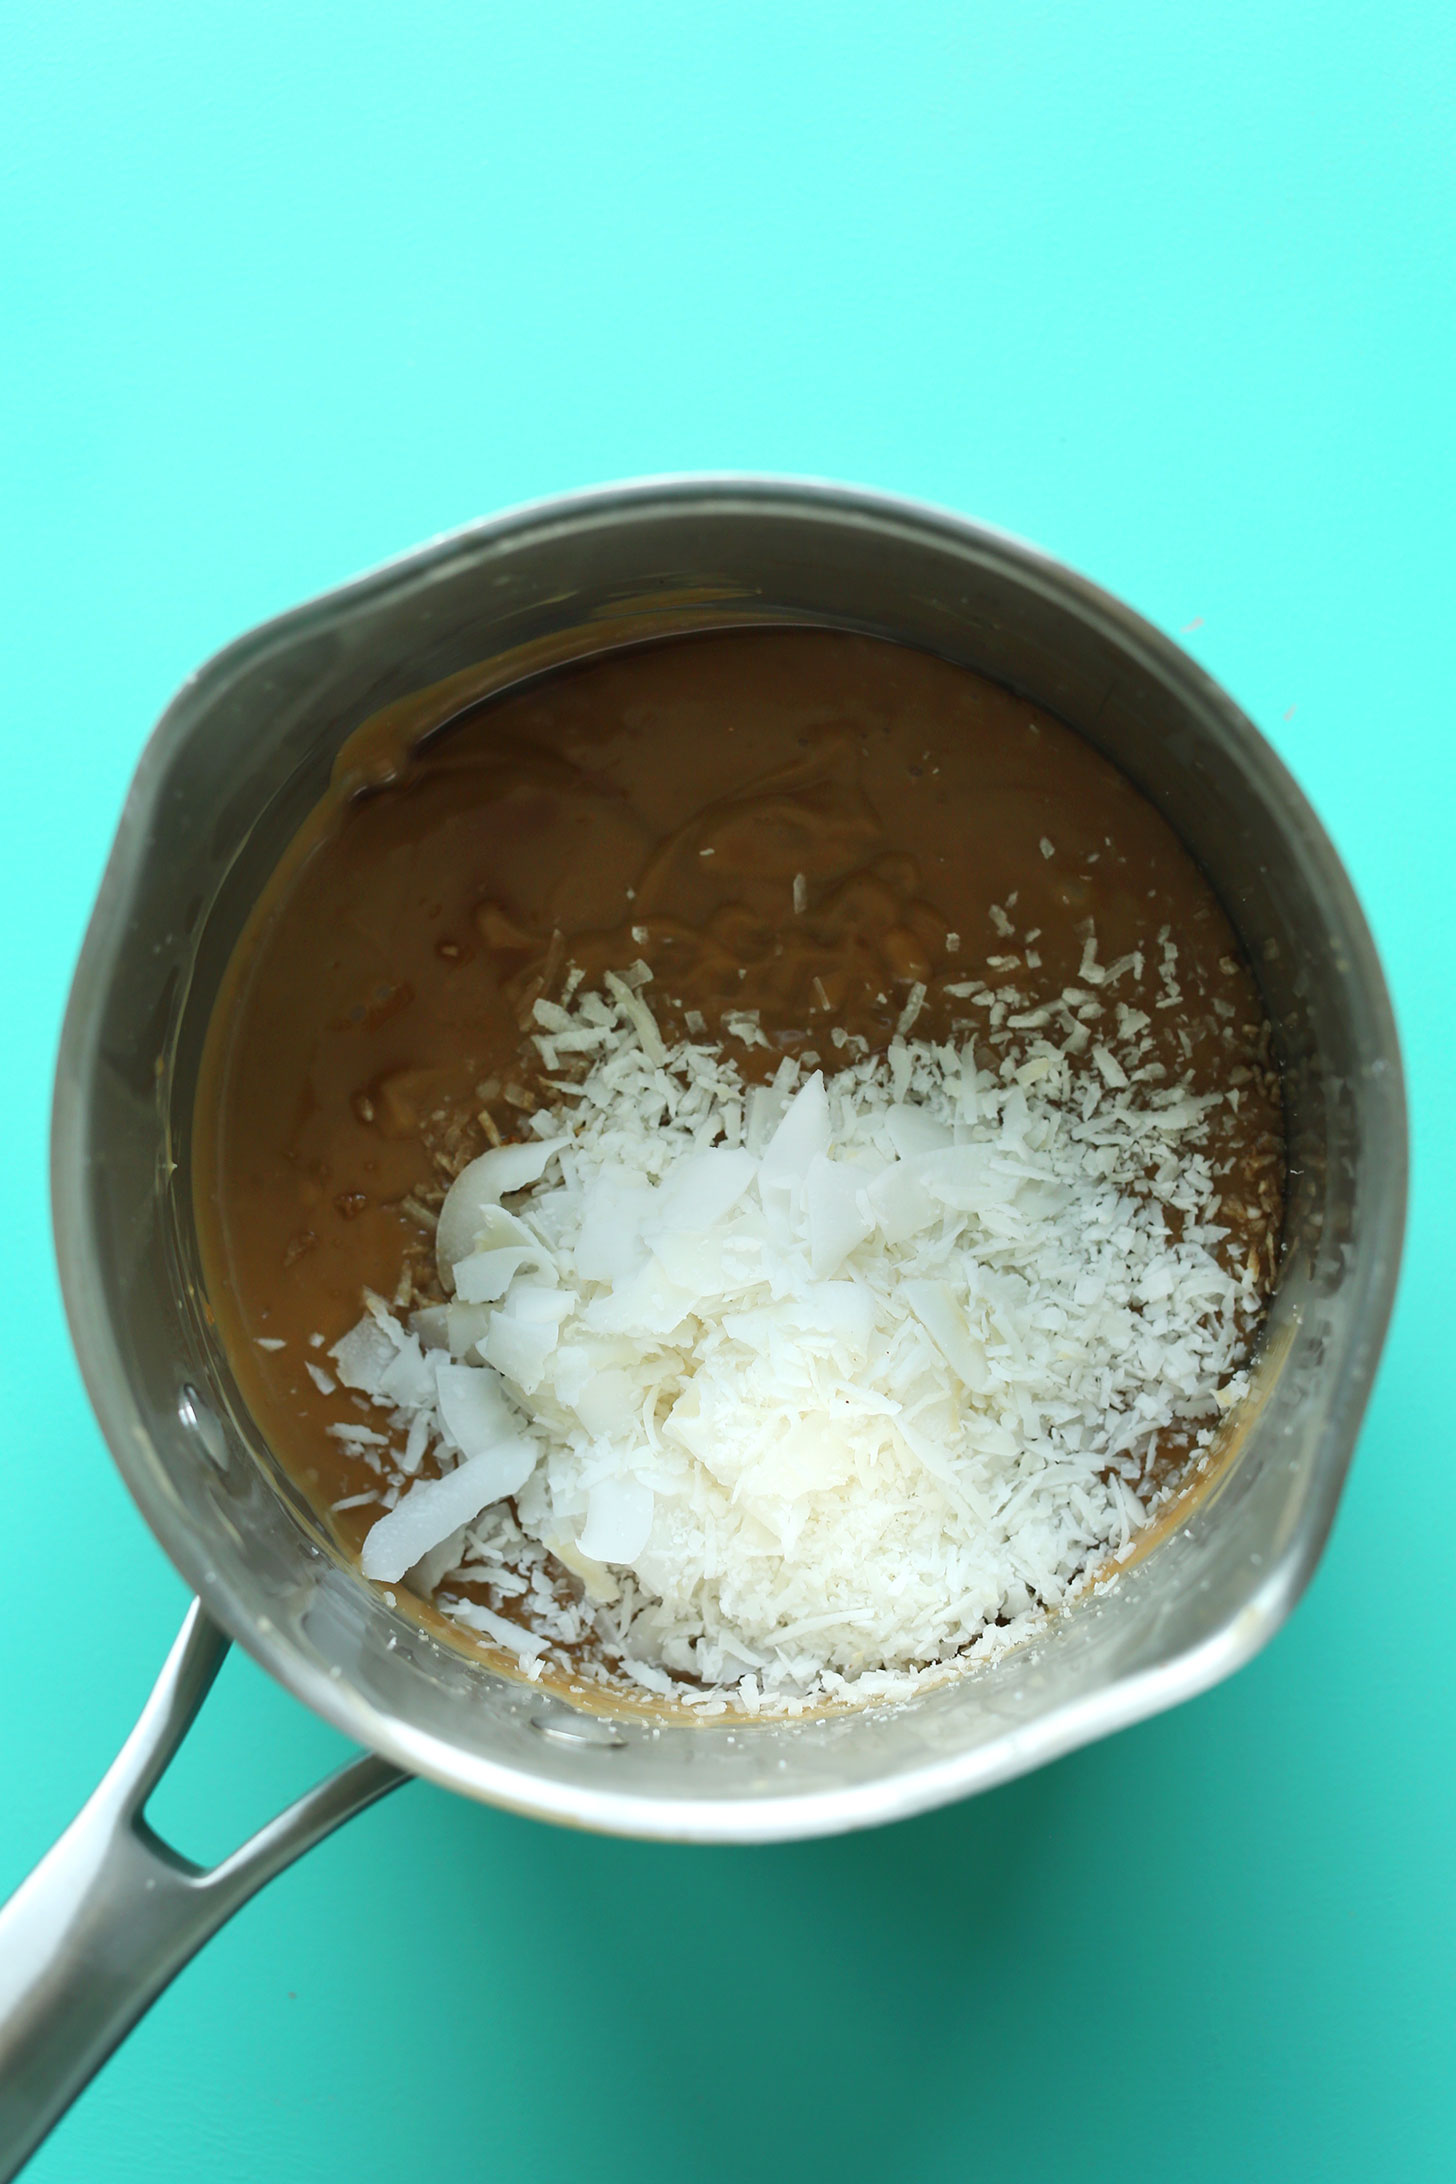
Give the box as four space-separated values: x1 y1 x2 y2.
195 629 1284 1648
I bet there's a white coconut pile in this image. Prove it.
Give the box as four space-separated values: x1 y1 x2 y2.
325 960 1261 1714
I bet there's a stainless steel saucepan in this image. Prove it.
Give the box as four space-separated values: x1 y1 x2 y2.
0 478 1407 2177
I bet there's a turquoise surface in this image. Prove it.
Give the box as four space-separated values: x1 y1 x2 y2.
3 6 1452 2179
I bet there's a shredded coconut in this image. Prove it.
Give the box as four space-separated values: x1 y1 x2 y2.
339 976 1260 1712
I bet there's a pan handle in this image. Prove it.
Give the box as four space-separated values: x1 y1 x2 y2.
0 1600 406 2181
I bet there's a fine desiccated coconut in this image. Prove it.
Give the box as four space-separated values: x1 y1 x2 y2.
332 964 1261 1712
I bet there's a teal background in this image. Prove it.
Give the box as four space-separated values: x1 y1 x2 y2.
2 4 1452 2178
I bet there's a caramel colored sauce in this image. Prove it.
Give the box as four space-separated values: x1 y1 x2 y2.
195 629 1283 1622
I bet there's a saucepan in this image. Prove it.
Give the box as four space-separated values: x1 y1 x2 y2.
0 478 1406 2177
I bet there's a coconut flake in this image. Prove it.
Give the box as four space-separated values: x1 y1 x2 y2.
805 1153 873 1277
759 1072 830 1197
435 1139 566 1287
444 1599 552 1659
360 1440 539 1582
434 1359 521 1454
578 1476 656 1563
330 1316 399 1395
